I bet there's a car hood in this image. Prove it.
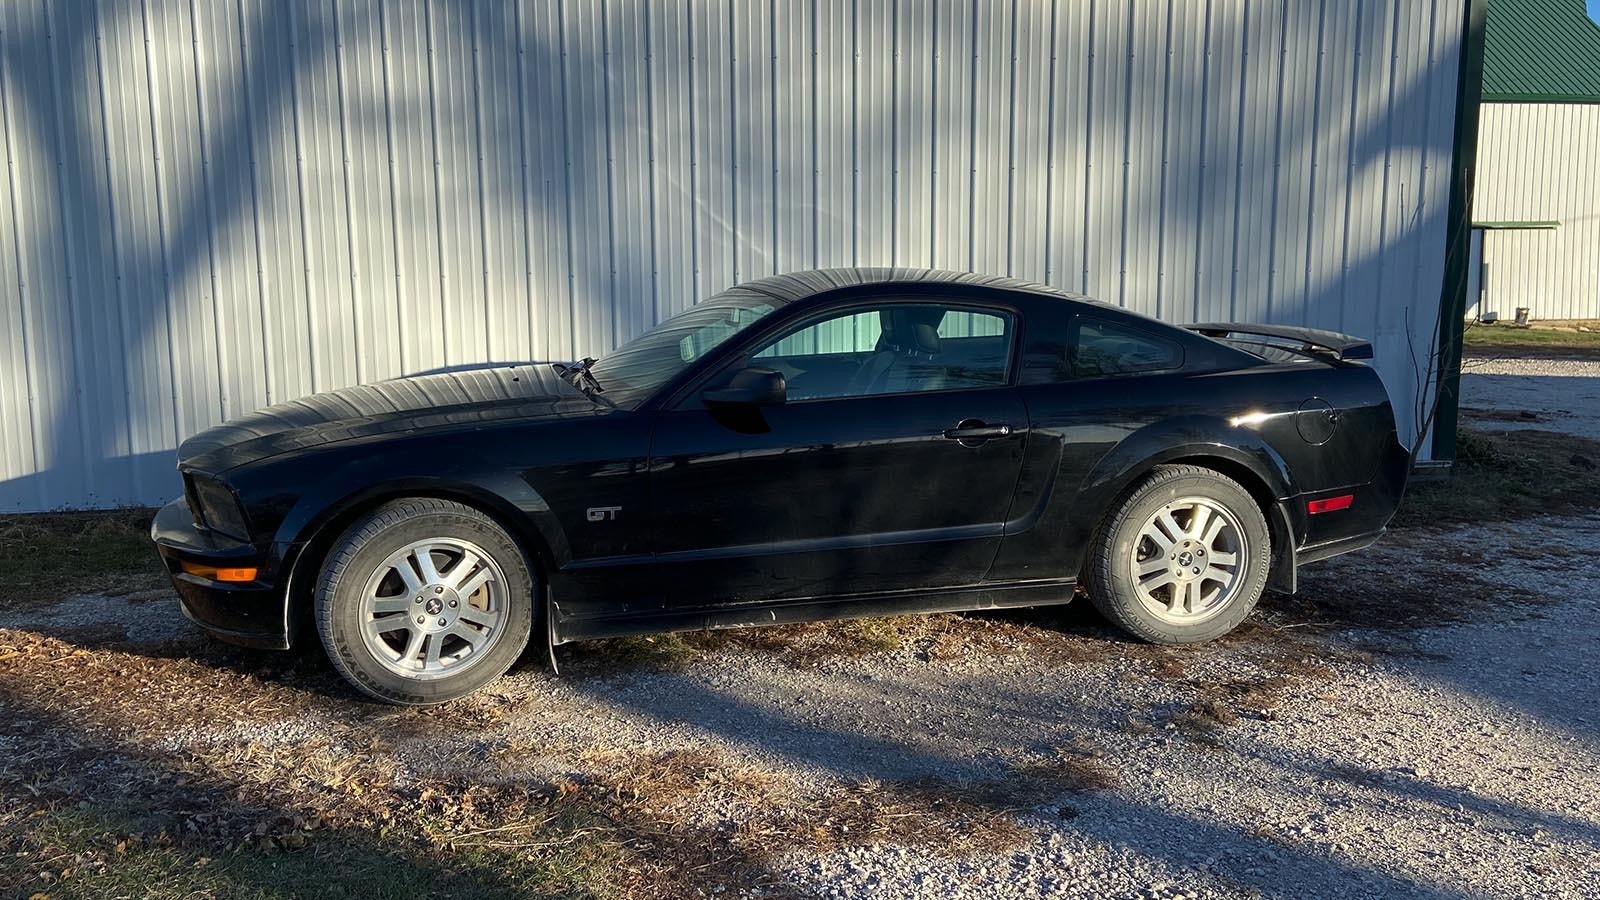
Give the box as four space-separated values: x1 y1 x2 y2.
178 364 601 474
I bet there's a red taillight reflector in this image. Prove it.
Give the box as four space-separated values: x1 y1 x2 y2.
1307 494 1355 515
180 561 259 582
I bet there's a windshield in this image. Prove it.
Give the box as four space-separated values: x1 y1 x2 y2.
583 290 778 406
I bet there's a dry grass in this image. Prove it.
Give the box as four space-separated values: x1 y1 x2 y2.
566 608 1119 677
0 508 167 612
1394 429 1600 529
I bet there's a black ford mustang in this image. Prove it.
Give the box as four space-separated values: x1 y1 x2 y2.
152 269 1409 704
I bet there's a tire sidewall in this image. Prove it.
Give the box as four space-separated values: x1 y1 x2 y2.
1094 471 1270 644
317 503 534 705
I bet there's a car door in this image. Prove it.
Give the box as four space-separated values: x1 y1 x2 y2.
647 298 1029 610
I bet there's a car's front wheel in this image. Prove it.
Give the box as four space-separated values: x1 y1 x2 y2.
1084 465 1270 644
315 498 534 704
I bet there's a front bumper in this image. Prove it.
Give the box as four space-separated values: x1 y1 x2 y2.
150 498 291 650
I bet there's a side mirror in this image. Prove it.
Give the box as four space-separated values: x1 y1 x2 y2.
702 367 787 407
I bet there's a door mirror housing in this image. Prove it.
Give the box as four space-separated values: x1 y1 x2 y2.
702 367 787 407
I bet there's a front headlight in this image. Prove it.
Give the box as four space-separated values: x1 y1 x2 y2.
186 474 252 541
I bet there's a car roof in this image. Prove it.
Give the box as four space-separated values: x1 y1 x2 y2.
731 267 1097 306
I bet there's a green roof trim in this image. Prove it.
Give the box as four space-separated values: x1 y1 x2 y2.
1482 0 1600 102
1473 219 1561 228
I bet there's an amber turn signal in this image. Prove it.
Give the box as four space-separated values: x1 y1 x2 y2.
180 561 258 582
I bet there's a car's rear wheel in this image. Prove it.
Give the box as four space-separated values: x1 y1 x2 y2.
1084 465 1269 644
315 498 534 704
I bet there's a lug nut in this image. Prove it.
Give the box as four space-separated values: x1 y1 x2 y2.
448 599 458 608
416 616 425 624
1192 567 1201 574
438 617 447 626
435 586 444 594
415 596 423 604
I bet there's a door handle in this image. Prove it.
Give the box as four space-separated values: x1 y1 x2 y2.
943 420 1012 444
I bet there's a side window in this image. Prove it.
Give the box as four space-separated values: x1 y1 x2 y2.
746 304 1014 401
1071 318 1184 378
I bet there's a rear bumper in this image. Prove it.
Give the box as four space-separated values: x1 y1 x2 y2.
150 498 292 650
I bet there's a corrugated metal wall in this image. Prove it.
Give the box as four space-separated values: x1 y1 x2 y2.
1472 102 1600 321
0 0 1466 511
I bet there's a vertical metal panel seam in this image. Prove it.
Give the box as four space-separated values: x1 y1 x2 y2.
889 0 899 265
728 0 740 282
1371 0 1405 344
0 5 43 490
1334 0 1365 332
48 0 103 496
511 1 535 353
1190 0 1210 320
1040 0 1056 284
376 0 406 377
1301 0 1328 317
808 0 819 268
1263 1 1289 323
684 0 701 298
330 0 364 384
138 0 183 453
646 0 662 319
968 0 980 272
1153 0 1175 318
600 0 620 345
1413 0 1443 310
926 0 938 268
852 0 861 267
85 0 136 494
285 0 321 389
1118 1 1135 304
1082 0 1096 292
468 0 491 361
767 0 778 273
1004 0 1018 275
186 0 228 417
422 3 448 365
1226 0 1250 320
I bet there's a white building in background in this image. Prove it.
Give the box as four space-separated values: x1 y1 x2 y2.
1468 0 1600 322
0 0 1485 511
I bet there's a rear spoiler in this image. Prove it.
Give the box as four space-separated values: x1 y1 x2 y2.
1185 323 1374 361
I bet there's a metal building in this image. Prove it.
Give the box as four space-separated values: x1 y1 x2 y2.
1468 0 1600 323
0 0 1482 512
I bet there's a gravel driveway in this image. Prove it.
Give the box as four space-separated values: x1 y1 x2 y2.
1461 356 1600 441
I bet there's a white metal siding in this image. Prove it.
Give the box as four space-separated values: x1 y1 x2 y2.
1473 102 1600 321
0 0 1467 511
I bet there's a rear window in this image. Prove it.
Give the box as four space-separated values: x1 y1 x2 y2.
1071 319 1184 377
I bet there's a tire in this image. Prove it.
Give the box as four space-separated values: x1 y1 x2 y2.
1084 465 1270 645
315 498 534 705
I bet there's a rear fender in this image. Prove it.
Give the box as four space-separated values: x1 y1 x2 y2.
1071 416 1301 591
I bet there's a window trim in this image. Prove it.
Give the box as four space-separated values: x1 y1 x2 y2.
1066 314 1187 380
670 296 1022 409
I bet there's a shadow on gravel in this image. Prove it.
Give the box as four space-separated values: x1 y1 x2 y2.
1278 753 1600 853
577 670 1473 899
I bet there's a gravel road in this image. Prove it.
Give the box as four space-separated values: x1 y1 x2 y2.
1461 356 1600 441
